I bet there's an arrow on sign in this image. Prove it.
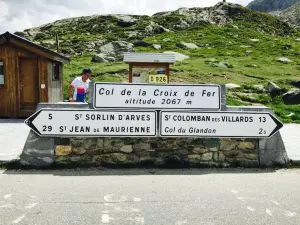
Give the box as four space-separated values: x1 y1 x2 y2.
24 109 157 137
160 111 283 138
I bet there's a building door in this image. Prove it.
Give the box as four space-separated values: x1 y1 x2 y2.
19 57 39 117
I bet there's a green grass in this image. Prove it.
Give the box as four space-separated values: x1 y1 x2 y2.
62 22 300 123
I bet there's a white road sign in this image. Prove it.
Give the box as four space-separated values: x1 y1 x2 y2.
160 111 283 138
25 109 157 137
93 83 220 110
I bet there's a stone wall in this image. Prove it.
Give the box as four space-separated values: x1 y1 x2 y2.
20 103 289 168
55 137 259 168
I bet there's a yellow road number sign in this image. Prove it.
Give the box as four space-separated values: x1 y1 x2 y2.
149 75 168 83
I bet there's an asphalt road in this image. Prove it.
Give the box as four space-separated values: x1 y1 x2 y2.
0 168 300 225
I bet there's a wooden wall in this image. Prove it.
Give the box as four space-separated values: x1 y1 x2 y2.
47 62 63 103
0 42 50 118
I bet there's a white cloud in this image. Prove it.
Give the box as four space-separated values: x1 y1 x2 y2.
0 0 252 34
0 1 8 21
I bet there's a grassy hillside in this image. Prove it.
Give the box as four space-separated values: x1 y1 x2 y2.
16 2 300 123
63 22 300 123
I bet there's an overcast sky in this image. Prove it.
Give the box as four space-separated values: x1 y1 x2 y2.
0 0 252 34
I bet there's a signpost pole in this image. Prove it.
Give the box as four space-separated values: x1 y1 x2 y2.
166 64 170 83
129 64 133 83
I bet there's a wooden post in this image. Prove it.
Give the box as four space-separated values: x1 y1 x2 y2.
166 64 170 83
129 64 133 83
55 33 59 53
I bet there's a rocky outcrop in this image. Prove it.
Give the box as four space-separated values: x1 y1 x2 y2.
153 2 246 27
12 1 295 58
247 0 299 12
99 41 134 61
282 88 300 105
115 15 137 27
279 2 300 28
145 22 170 35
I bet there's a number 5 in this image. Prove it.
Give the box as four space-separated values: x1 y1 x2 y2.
49 114 53 120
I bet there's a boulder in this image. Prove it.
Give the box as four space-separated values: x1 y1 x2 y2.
126 31 141 39
204 58 217 64
163 51 189 61
86 42 96 50
92 24 98 30
91 54 107 63
61 48 76 56
295 39 300 42
133 40 152 47
176 41 199 49
174 19 190 30
287 113 295 117
153 44 161 50
91 53 116 63
267 82 282 94
253 85 265 92
145 22 170 34
212 62 233 68
276 57 293 63
291 80 300 88
100 41 134 61
226 83 241 89
282 88 300 105
105 56 117 62
115 15 136 27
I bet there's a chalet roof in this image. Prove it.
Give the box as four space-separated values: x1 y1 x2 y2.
0 31 70 64
123 52 176 64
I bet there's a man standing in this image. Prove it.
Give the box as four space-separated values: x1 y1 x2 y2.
68 68 92 102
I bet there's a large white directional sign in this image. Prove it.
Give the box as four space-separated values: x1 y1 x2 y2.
160 111 283 138
24 109 157 137
93 83 220 110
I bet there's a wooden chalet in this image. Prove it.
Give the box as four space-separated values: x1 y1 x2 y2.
0 31 70 118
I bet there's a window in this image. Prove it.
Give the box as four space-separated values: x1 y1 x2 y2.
52 62 59 81
0 61 4 85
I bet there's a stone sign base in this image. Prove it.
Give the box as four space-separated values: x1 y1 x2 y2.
19 103 289 168
54 137 259 168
